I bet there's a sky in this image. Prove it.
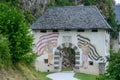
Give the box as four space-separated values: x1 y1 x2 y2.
115 0 120 4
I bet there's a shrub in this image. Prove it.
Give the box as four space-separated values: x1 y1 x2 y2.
0 3 35 63
98 50 120 80
0 35 11 68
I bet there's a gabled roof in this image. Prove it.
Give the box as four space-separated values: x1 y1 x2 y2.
114 5 120 25
31 6 111 30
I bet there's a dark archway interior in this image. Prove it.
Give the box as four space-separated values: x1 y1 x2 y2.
62 47 75 70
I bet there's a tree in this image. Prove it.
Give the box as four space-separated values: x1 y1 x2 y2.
83 0 118 38
0 3 34 63
84 0 96 5
55 0 75 6
106 0 118 39
48 0 75 6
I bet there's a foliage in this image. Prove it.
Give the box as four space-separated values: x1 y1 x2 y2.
48 0 75 6
97 50 120 80
62 47 75 67
67 48 75 65
75 73 97 80
18 0 43 24
0 3 35 63
83 0 118 39
24 10 36 24
20 53 37 64
106 0 118 39
0 34 11 68
84 0 96 5
1 0 19 6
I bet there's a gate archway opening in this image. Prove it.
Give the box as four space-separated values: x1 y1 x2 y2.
62 47 75 71
54 43 80 72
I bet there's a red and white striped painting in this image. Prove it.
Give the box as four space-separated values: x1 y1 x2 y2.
34 32 59 56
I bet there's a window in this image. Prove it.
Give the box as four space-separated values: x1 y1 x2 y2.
89 61 93 65
52 29 58 32
92 29 98 32
47 70 49 72
44 59 48 63
40 30 47 33
77 29 85 32
64 29 71 31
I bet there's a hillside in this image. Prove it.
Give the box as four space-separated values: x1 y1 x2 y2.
0 63 50 80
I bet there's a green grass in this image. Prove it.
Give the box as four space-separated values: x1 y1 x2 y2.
62 68 73 71
38 72 52 80
74 73 97 80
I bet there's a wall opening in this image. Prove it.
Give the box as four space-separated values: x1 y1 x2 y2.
62 47 75 71
44 59 48 64
92 29 98 32
54 43 80 72
89 61 93 66
77 29 85 32
40 30 47 33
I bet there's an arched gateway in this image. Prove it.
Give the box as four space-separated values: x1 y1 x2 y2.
54 43 80 72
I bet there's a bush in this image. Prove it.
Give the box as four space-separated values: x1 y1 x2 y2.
20 53 37 64
98 50 120 80
0 35 11 68
0 3 35 63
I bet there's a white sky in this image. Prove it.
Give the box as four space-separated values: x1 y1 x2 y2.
115 0 120 4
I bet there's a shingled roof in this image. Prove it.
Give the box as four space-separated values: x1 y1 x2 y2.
31 6 111 30
114 5 120 25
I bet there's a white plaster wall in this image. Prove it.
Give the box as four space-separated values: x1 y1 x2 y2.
79 62 99 75
112 39 119 52
79 30 106 58
32 29 110 74
58 30 78 46
77 29 109 75
105 31 110 56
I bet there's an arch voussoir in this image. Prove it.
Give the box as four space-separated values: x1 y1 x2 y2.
54 43 80 71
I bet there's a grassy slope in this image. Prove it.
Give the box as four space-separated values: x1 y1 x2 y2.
0 63 51 80
75 73 97 80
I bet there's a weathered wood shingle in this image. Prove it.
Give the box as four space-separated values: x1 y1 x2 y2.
31 6 111 30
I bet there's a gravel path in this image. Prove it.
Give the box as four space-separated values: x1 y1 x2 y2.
47 71 79 80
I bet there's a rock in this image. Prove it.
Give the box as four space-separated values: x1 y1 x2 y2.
18 0 50 17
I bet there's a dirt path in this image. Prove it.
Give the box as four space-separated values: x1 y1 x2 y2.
47 71 79 80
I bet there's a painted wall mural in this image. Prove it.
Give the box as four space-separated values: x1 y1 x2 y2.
77 34 105 68
34 32 59 64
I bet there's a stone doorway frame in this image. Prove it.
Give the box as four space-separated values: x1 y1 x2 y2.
54 43 80 72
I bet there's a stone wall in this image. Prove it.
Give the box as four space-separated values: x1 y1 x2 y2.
111 39 119 52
